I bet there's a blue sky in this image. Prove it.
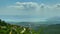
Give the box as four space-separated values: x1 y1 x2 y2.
0 0 60 22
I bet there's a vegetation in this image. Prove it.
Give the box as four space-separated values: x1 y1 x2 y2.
0 19 60 34
0 19 32 34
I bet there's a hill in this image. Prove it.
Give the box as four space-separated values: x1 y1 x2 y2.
0 19 33 34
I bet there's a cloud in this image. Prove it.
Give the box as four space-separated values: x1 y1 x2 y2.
1 2 60 18
8 2 40 10
8 2 60 10
54 4 60 8
9 5 25 10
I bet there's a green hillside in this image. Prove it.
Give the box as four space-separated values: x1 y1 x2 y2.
0 19 35 34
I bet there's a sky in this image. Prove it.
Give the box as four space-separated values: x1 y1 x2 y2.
0 0 60 22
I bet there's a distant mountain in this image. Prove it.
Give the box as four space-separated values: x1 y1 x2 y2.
47 17 60 21
14 22 49 31
46 17 60 24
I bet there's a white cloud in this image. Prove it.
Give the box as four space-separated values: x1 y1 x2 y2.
9 2 60 10
8 2 40 10
2 2 60 18
9 5 25 9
